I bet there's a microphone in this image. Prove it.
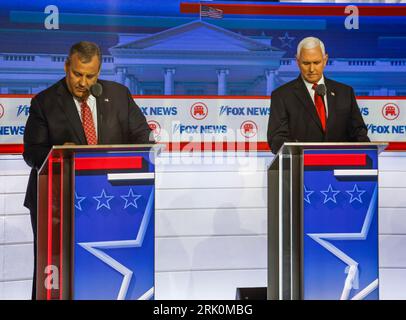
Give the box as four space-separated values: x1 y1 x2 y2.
315 83 326 96
90 83 103 97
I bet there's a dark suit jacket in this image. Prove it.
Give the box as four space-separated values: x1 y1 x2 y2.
267 76 370 153
23 78 153 223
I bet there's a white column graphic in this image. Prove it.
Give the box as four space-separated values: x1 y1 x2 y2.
116 67 127 85
164 68 176 95
125 75 138 94
217 69 229 96
265 69 277 96
124 75 139 94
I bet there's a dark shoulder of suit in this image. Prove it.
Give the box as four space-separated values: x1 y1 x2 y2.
271 78 299 98
32 79 65 104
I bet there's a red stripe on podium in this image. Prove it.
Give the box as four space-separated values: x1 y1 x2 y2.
304 154 367 166
385 142 406 151
0 144 24 153
74 156 143 171
59 158 64 299
47 157 53 300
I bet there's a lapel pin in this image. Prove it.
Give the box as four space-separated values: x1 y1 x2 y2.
104 98 109 102
331 92 335 96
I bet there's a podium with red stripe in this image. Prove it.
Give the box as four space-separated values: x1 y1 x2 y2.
267 142 387 300
36 144 161 300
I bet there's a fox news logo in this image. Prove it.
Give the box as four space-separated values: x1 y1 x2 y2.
0 126 25 135
0 104 4 119
141 106 177 116
240 120 258 139
219 106 270 116
382 103 399 121
173 124 227 134
190 102 208 120
17 105 30 117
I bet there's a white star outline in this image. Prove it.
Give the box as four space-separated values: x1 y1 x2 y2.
93 189 114 210
121 188 142 209
75 192 86 211
304 185 314 204
346 184 366 204
307 186 379 300
78 189 155 300
320 184 340 204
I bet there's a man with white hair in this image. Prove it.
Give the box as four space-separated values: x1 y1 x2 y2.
267 36 370 153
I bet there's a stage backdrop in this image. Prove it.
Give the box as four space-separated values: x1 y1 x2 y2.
1 1 406 150
1 1 406 300
0 1 406 97
0 96 405 151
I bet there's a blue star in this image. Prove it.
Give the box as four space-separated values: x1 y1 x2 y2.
75 192 86 211
278 32 295 48
78 189 155 300
93 189 114 210
304 185 314 204
346 184 366 204
307 186 379 300
320 184 340 204
121 188 142 209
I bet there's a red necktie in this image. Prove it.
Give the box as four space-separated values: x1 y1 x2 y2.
80 100 97 145
312 83 326 131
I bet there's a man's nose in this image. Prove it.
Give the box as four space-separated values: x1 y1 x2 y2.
79 76 87 87
309 64 315 72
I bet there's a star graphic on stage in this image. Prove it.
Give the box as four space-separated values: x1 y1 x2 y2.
121 188 142 209
78 189 155 300
278 32 295 48
346 184 366 204
321 184 340 204
307 186 379 300
93 189 114 210
304 185 315 204
75 192 86 211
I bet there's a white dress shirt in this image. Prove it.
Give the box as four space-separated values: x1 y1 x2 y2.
73 94 98 138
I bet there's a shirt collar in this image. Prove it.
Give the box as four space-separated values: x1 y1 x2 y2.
74 94 96 104
302 75 325 91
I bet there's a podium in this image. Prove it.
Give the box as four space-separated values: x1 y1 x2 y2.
36 144 163 300
267 142 387 300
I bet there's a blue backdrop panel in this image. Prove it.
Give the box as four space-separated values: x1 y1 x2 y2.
73 152 154 300
303 149 379 300
0 1 405 96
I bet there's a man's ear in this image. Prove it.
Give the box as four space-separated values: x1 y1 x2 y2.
295 55 300 67
64 60 69 74
324 54 329 65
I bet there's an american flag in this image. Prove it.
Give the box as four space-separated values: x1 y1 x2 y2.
201 5 223 19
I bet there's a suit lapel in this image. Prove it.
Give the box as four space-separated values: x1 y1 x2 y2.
56 79 87 144
325 78 337 131
293 77 323 131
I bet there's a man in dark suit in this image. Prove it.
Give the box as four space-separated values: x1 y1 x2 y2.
23 41 153 299
267 36 369 154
